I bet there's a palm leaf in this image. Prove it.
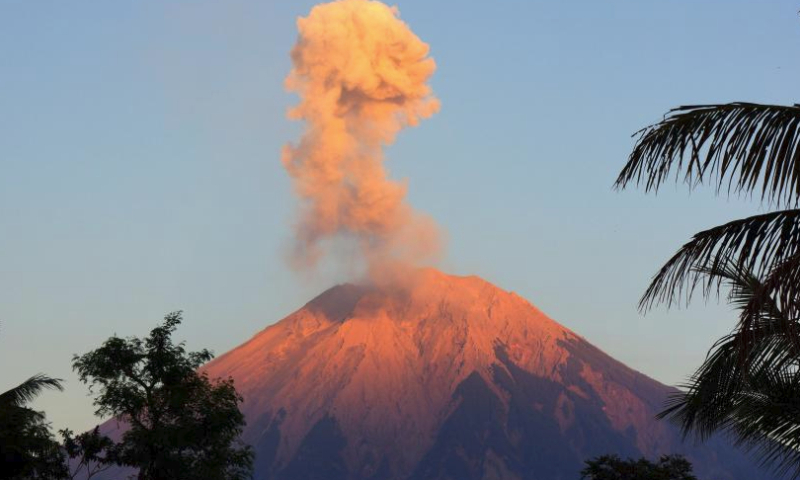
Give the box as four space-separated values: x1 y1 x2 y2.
0 374 64 408
615 103 800 206
658 262 800 478
754 252 800 321
726 368 800 479
639 209 800 311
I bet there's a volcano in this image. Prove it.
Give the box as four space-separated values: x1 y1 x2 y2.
95 268 768 480
187 269 763 480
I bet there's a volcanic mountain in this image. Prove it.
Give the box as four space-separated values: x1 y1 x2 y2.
188 269 764 480
94 268 769 480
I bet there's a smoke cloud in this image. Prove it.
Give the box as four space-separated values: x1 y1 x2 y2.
282 0 441 280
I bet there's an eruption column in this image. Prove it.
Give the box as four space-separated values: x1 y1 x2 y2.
282 0 441 278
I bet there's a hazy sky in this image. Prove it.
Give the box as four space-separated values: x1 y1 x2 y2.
2 0 799 433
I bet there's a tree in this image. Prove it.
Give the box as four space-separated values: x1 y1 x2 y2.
616 102 800 476
0 374 68 480
73 311 253 480
616 103 800 315
60 426 117 480
580 454 698 480
658 261 800 478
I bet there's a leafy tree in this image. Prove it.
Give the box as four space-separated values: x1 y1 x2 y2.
616 102 800 476
580 454 698 480
60 426 117 480
73 311 253 480
0 374 68 480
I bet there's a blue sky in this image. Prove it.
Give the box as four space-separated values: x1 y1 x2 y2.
1 0 799 432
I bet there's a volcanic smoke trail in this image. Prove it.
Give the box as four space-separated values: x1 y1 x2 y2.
282 0 441 280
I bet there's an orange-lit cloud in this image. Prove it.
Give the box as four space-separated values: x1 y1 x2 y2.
282 0 441 280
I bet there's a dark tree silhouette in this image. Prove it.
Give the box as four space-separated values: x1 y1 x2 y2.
616 103 800 314
0 374 67 479
658 261 800 478
73 311 253 480
60 426 117 480
616 102 800 477
580 454 698 480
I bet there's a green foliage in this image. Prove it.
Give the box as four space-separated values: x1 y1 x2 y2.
0 375 67 480
580 454 698 480
73 311 254 480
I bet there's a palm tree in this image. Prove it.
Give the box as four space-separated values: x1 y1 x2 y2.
0 374 64 411
616 102 800 477
0 375 66 479
657 261 800 477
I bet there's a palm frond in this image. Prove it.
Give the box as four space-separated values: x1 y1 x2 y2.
615 103 800 206
755 252 800 321
725 368 800 479
0 374 64 408
702 260 800 365
658 261 800 478
639 209 800 311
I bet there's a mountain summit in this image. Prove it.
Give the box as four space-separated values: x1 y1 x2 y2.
194 269 766 480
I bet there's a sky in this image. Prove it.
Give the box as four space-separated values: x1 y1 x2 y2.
1 0 799 433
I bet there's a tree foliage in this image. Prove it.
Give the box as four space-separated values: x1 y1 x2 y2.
0 375 67 480
616 103 800 315
60 426 118 480
73 311 253 480
580 454 698 480
616 103 800 206
658 261 800 478
616 101 800 477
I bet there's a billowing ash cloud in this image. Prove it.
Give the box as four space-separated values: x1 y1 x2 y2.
281 0 441 279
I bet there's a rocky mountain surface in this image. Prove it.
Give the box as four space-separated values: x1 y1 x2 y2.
201 269 767 480
96 268 770 479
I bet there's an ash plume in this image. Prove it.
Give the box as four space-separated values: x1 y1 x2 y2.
281 0 441 280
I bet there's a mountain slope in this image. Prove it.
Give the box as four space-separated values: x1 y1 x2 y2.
92 268 770 479
195 269 768 480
